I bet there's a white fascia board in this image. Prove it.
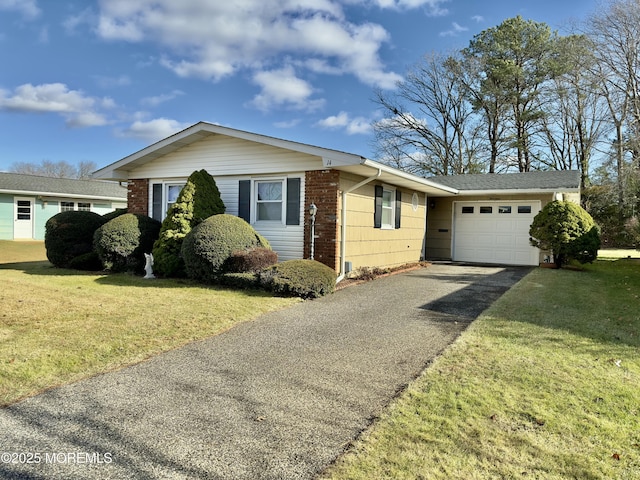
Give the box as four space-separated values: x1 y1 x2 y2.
0 189 125 201
360 159 459 194
456 188 580 196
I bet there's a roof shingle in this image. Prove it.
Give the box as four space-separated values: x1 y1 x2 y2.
428 170 580 192
0 172 127 200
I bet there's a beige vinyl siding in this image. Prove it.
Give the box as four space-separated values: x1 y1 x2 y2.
340 174 427 270
129 135 322 178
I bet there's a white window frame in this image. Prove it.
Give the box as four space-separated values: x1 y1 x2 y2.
253 178 286 224
381 185 396 230
151 182 186 220
59 201 93 212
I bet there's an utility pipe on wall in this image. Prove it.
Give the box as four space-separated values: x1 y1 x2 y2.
337 169 382 282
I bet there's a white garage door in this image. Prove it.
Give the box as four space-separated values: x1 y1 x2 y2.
452 201 541 266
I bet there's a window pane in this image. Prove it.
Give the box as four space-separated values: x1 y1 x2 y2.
167 185 182 203
61 201 74 212
257 202 282 221
382 190 393 207
480 206 493 214
518 206 532 214
461 206 474 214
498 206 512 214
17 201 31 220
381 207 392 226
78 202 91 211
257 182 282 201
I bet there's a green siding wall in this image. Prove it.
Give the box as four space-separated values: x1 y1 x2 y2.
0 194 13 240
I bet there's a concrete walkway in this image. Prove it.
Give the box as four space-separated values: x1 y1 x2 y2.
0 264 529 479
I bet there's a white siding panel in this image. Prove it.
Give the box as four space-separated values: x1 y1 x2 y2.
130 135 322 178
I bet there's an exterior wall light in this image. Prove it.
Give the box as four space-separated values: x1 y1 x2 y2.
309 203 317 260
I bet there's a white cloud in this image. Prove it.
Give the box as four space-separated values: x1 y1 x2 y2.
0 83 111 127
93 0 403 95
274 119 301 128
472 15 484 23
0 0 40 19
250 66 325 112
365 0 449 15
439 22 468 37
118 118 191 142
316 111 372 135
140 90 184 107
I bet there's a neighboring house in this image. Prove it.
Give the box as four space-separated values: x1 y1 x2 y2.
0 173 127 241
92 122 580 277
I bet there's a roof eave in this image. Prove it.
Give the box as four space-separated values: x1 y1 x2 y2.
0 189 126 201
455 187 580 196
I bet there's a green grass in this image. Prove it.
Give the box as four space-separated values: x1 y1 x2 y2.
0 241 298 406
324 260 640 479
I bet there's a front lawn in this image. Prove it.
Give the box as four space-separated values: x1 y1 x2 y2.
0 241 298 406
324 259 640 479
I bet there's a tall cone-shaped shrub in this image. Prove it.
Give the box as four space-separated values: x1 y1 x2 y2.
152 169 225 277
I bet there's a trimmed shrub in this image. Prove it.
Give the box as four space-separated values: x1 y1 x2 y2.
181 214 271 283
529 200 601 268
94 213 161 273
67 251 103 271
226 248 278 273
260 259 336 299
152 170 225 277
102 208 128 222
219 272 261 290
45 211 106 268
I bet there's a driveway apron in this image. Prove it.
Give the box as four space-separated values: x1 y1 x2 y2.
0 264 529 479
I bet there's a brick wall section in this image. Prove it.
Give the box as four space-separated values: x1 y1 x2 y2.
127 178 149 216
304 169 340 272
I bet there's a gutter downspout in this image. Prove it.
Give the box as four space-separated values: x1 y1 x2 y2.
337 168 382 283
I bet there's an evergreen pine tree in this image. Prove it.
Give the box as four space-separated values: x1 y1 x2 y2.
152 169 225 277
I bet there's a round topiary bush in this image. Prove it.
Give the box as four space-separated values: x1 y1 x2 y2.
45 211 106 268
226 247 278 273
181 214 271 283
101 208 128 222
94 213 161 273
529 200 601 268
260 259 336 299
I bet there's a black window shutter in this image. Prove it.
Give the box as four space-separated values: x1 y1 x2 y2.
374 185 383 228
286 177 300 225
151 183 163 221
395 189 402 229
238 180 251 222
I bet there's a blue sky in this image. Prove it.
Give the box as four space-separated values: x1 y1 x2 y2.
0 0 599 173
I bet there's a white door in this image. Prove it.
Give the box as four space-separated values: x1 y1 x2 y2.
452 201 541 266
14 197 35 239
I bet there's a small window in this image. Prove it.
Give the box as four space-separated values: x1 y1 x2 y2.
78 202 91 211
412 193 419 211
518 206 532 214
381 189 394 227
256 180 283 221
61 201 75 212
499 206 512 214
17 200 31 220
480 206 493 214
461 206 474 214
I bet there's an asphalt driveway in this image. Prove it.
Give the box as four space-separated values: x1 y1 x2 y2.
0 263 530 479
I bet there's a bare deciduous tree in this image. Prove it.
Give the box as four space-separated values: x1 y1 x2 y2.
10 159 97 179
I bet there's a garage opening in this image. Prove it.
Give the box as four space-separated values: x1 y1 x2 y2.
452 201 541 266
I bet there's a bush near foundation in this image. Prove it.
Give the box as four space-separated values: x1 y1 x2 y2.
45 211 106 269
529 200 601 268
181 214 271 283
94 213 161 273
152 170 225 278
226 247 278 273
260 259 336 299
